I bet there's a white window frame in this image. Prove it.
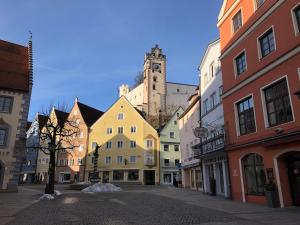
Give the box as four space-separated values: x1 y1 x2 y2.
106 127 113 134
231 8 243 35
260 75 295 128
118 126 124 134
291 3 300 36
131 126 137 133
233 49 247 77
234 94 258 137
106 141 112 149
116 156 123 164
105 156 112 164
130 140 136 148
145 139 153 149
129 155 136 164
117 112 124 120
117 141 123 149
253 0 265 11
257 26 277 60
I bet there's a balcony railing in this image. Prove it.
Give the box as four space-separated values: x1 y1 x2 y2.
192 132 225 158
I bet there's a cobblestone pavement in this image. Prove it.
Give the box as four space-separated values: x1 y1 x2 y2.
2 185 300 225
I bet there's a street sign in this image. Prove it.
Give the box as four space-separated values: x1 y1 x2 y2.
193 127 208 138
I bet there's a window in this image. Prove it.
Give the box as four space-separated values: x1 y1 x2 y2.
293 4 300 34
264 78 293 127
78 158 83 165
175 159 180 167
153 84 156 90
76 119 80 125
130 141 136 148
118 127 123 134
128 170 139 181
113 170 124 180
105 156 111 164
0 96 13 113
117 113 124 120
174 120 177 125
243 153 266 195
174 145 180 152
176 113 180 118
131 126 136 133
232 10 242 33
255 0 265 9
210 92 217 108
106 141 112 149
116 156 123 164
153 76 157 82
219 86 223 103
129 156 136 163
0 128 8 146
203 99 209 114
170 132 175 139
117 141 123 149
163 174 172 183
237 97 256 135
107 128 113 134
177 88 180 93
146 140 153 149
235 51 247 75
164 159 170 166
163 144 169 151
259 29 275 58
210 62 214 78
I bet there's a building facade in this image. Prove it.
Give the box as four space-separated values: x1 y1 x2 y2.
218 0 300 207
178 88 202 190
86 96 160 185
0 38 33 191
159 107 184 185
35 108 69 183
55 99 103 183
193 39 230 198
20 114 48 183
119 45 197 117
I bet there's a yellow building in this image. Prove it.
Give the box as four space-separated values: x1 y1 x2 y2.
86 96 160 185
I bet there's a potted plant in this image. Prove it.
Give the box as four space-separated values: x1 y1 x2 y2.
265 181 279 208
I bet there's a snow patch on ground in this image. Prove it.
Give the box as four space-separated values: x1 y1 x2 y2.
82 183 122 193
39 194 55 200
39 190 63 200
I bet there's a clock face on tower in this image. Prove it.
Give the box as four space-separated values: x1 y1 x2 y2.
152 63 161 72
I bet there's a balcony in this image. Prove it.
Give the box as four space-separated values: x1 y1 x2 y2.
192 132 225 158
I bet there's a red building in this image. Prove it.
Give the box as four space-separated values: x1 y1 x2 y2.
218 0 300 207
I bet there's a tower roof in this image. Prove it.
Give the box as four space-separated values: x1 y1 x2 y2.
145 44 166 61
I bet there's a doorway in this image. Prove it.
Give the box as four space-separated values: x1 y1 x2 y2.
103 171 110 183
144 170 155 185
288 153 300 206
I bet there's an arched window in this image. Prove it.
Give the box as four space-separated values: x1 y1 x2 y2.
243 153 266 195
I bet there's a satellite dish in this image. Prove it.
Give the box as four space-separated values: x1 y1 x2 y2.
193 127 208 138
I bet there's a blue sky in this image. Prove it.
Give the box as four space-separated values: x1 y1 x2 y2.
1 0 222 120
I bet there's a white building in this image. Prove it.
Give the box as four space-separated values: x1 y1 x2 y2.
178 88 202 190
195 39 230 198
119 45 197 117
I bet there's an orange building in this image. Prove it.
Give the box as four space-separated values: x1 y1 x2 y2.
218 0 300 207
55 99 103 183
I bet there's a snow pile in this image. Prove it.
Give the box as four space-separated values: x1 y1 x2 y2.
39 194 55 200
76 181 91 185
54 190 63 196
82 183 122 193
39 190 63 200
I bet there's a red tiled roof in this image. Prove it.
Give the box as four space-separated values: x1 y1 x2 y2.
0 40 30 92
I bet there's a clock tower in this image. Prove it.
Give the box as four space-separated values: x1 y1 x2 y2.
143 44 167 116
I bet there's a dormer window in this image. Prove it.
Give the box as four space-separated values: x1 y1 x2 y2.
232 10 242 33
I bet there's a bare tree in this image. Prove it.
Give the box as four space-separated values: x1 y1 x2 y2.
132 71 144 88
37 105 79 194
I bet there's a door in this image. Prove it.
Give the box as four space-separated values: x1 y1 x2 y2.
288 159 300 206
103 171 110 183
144 170 155 185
